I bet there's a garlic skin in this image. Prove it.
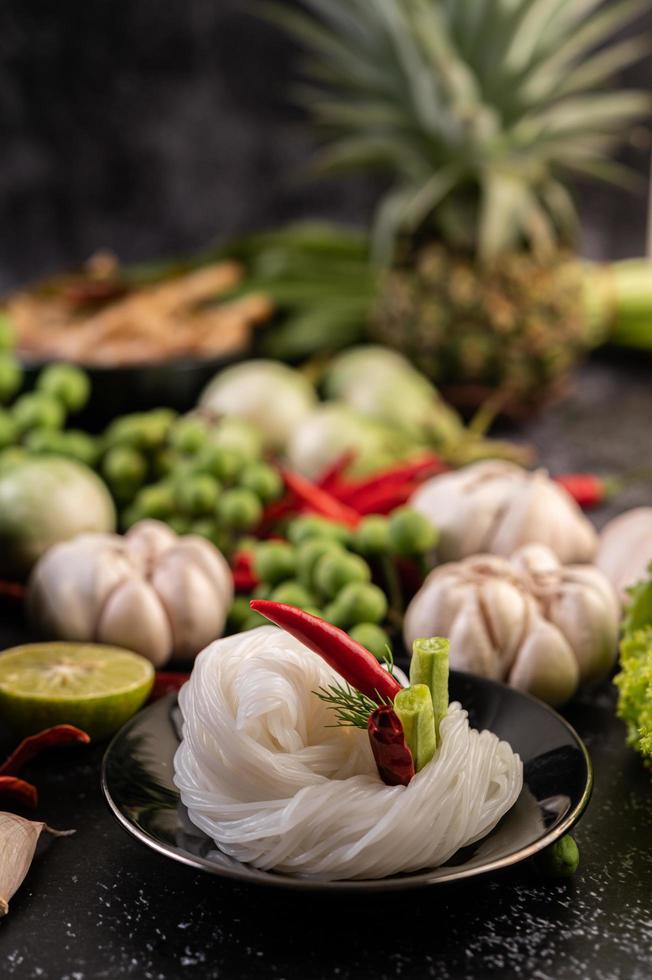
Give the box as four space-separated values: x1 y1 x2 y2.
411 460 598 565
27 520 233 666
596 507 652 605
404 545 618 705
0 813 44 917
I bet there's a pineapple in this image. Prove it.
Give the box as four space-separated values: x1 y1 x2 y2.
271 0 649 409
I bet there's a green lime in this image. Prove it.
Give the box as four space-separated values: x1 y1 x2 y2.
0 643 154 738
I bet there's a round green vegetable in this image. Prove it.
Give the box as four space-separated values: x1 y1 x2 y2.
314 551 371 600
104 410 176 451
243 610 269 631
535 835 580 878
37 363 91 413
170 416 210 454
175 474 221 516
102 447 148 498
239 462 283 503
353 515 390 556
388 508 438 558
0 457 115 577
0 353 22 404
228 596 251 631
12 393 65 434
133 482 176 520
0 409 17 449
189 519 226 550
332 582 388 627
166 515 192 536
295 538 343 589
349 623 391 661
217 488 263 531
288 515 351 547
197 444 245 483
269 581 316 608
59 430 99 467
254 541 296 586
23 430 67 454
211 417 263 461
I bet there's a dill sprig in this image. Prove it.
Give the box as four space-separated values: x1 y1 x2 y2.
314 648 399 728
313 682 381 728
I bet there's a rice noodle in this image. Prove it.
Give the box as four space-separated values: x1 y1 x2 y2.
174 626 523 880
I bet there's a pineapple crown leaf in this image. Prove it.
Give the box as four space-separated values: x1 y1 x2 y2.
272 0 652 260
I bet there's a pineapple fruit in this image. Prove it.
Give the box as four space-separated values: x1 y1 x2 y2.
272 0 649 410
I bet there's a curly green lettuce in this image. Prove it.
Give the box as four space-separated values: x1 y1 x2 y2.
614 626 652 765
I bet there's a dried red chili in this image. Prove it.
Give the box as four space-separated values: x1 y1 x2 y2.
368 706 415 787
0 725 90 777
148 672 191 702
250 600 401 704
0 776 38 810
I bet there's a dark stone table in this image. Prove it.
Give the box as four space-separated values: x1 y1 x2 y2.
2 353 652 980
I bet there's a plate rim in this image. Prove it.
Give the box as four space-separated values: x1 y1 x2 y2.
101 674 594 892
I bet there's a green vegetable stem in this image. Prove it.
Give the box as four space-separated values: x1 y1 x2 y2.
409 637 450 738
534 835 580 878
393 685 436 771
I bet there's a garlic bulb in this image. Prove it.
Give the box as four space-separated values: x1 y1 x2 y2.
27 520 233 666
404 544 619 705
410 460 598 565
597 507 652 605
0 814 74 916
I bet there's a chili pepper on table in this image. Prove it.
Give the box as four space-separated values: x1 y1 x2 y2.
0 725 90 776
148 672 191 702
280 469 361 527
367 706 415 787
250 600 401 703
0 776 38 810
554 473 620 509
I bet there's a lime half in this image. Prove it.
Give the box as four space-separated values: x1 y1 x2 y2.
0 643 154 738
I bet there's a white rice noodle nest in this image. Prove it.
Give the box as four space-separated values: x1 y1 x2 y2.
174 626 523 880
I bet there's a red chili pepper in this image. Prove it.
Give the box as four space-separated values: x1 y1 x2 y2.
250 600 401 704
0 775 38 809
331 454 447 504
231 550 259 592
317 451 357 492
554 473 620 509
345 483 418 516
0 725 90 777
148 672 191 702
280 469 361 527
368 706 415 786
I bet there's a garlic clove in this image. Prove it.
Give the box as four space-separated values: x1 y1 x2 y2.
125 519 179 572
27 534 135 640
403 569 471 646
151 552 230 661
96 577 173 667
475 577 531 676
490 470 597 563
0 813 43 917
411 461 519 562
172 537 233 609
596 507 652 604
545 573 619 684
447 593 502 679
508 613 579 707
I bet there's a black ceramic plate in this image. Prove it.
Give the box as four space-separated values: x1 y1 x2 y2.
102 673 592 892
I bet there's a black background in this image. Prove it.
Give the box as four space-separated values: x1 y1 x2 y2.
1 0 652 292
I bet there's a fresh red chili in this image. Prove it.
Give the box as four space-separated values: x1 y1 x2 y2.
368 706 415 787
148 672 191 702
0 725 90 777
316 451 357 493
280 469 361 527
231 550 259 592
0 775 38 809
249 600 401 704
344 483 418 516
554 473 619 509
328 454 447 504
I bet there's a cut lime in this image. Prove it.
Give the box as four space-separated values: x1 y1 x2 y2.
0 643 155 739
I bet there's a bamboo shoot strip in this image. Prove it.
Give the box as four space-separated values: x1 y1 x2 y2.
393 685 436 771
409 637 450 738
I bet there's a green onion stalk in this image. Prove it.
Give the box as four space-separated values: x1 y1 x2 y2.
584 260 652 351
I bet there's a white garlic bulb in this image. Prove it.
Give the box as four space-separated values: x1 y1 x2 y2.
27 520 233 666
410 460 598 565
596 507 652 604
404 544 619 705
